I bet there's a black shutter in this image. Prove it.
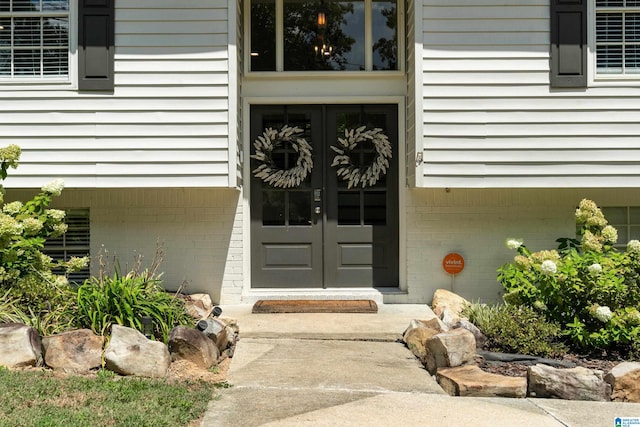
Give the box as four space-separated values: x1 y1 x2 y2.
78 0 115 91
550 0 587 88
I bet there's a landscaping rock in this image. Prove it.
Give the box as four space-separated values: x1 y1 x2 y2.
432 289 470 318
42 329 103 372
168 326 219 369
527 364 611 401
452 318 487 348
439 307 461 329
437 364 527 398
183 293 214 319
104 325 170 378
425 328 476 375
0 323 43 368
402 319 441 362
605 362 640 403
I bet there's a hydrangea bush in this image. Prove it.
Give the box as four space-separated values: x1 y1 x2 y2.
0 145 89 313
498 199 640 354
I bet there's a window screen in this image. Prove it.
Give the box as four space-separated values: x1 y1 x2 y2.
0 0 70 79
596 0 640 75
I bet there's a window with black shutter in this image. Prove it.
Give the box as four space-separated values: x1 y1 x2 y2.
1 0 114 90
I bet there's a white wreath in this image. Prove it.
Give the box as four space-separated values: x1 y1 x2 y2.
330 126 392 189
251 125 313 189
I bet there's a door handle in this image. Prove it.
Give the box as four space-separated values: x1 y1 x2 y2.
313 206 321 224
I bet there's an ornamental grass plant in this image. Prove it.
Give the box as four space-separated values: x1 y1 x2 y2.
498 199 640 357
70 245 193 342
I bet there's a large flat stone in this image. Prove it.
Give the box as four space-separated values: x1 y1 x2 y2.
437 365 527 398
528 364 611 401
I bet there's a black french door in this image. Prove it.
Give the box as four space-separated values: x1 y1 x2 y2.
250 105 398 288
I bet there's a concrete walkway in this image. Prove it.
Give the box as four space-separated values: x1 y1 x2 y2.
201 304 640 427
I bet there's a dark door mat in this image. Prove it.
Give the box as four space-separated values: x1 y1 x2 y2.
252 299 378 314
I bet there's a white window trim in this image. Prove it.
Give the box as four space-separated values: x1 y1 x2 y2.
244 0 404 76
0 0 77 91
588 0 640 86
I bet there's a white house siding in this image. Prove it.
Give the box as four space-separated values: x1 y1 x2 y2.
403 187 640 304
405 0 417 187
419 0 640 188
5 188 244 304
0 0 235 188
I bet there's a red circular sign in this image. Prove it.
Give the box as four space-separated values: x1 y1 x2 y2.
443 253 464 275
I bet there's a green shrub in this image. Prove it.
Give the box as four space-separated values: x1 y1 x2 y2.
0 145 88 335
462 303 567 357
498 199 640 352
73 266 193 342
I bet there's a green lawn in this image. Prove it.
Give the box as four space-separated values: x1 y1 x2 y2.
0 367 219 427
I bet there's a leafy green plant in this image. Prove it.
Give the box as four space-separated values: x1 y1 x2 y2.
498 199 640 353
0 145 88 334
73 250 193 342
462 303 567 357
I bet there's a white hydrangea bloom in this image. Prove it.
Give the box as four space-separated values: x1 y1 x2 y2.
2 201 23 215
41 179 64 196
594 306 613 323
506 238 523 250
628 240 640 254
588 263 602 275
51 223 68 236
66 256 89 273
602 225 618 245
22 217 43 235
46 209 66 222
53 275 69 288
541 260 557 275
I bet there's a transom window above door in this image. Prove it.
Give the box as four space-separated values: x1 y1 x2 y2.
248 0 399 72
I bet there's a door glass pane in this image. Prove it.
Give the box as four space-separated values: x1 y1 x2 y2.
251 0 276 71
284 0 364 71
289 191 312 225
364 191 386 225
372 0 397 70
263 191 285 225
338 191 360 224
